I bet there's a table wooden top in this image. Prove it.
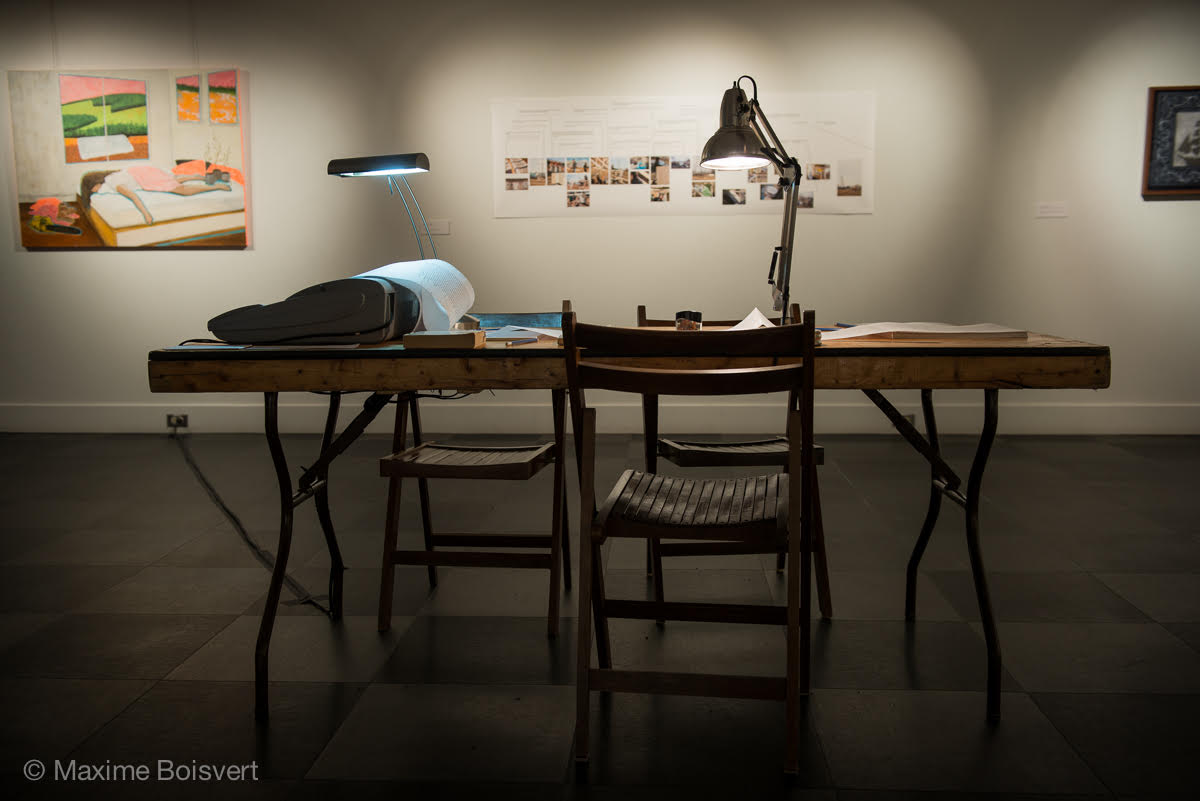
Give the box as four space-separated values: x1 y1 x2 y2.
148 332 1110 394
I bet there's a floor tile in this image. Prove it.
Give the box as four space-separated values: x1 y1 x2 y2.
605 618 786 677
0 678 152 769
373 615 575 685
811 620 1020 691
1033 693 1200 795
418 567 577 618
766 570 961 621
244 566 433 617
155 522 325 569
0 614 235 679
0 613 61 652
929 571 1149 623
168 615 408 683
71 680 363 779
580 691 830 787
79 567 268 615
606 568 774 605
990 622 1200 693
1094 573 1200 622
812 689 1106 793
308 683 574 782
0 565 143 613
6 528 204 567
1162 622 1200 653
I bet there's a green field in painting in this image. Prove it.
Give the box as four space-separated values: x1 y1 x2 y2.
61 96 147 137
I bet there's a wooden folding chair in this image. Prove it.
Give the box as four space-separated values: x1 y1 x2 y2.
566 310 818 774
377 304 571 637
635 305 832 620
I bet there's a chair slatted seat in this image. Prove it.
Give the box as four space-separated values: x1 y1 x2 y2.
635 305 832 619
377 303 573 638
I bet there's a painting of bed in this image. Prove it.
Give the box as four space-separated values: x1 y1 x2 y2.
7 68 249 249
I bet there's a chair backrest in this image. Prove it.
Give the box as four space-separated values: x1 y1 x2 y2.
635 303 802 328
564 309 817 508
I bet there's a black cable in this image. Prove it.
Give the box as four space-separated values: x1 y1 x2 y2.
170 431 331 616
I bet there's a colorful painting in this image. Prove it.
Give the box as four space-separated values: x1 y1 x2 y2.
9 68 250 250
176 75 200 122
59 75 148 163
208 70 238 124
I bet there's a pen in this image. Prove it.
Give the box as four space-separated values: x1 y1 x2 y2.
506 337 539 347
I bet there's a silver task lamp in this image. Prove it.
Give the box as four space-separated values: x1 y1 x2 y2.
701 77 801 324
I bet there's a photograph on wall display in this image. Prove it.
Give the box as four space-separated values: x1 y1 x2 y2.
528 158 547 186
548 157 565 185
670 156 691 169
747 166 767 183
567 190 590 207
760 184 782 200
1142 86 1200 199
650 185 670 202
567 157 590 173
590 156 610 184
505 177 529 190
631 169 650 184
722 188 746 205
807 163 831 180
505 157 528 174
691 181 715 198
652 156 670 184
796 191 814 208
9 68 250 250
610 156 630 184
630 155 649 170
567 173 589 189
692 162 714 179
837 159 863 196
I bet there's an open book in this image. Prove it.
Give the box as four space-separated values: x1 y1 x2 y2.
820 322 1027 341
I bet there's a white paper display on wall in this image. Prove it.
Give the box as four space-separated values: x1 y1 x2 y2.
491 93 874 218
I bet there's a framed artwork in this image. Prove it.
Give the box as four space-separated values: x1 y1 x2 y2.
1142 85 1200 200
7 68 250 250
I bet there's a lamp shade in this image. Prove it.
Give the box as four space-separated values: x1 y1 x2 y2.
328 152 430 177
700 86 770 170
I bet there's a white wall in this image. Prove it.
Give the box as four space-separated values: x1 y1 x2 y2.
1 0 1198 435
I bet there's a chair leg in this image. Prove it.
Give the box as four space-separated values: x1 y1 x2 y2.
547 398 566 638
812 469 833 619
561 481 572 589
378 398 411 633
575 527 595 768
651 539 666 627
591 538 612 669
408 395 437 589
554 389 572 592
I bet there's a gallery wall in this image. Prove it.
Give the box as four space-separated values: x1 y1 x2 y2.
1 0 1197 434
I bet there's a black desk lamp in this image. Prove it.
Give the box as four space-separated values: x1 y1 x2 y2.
700 77 801 325
327 152 437 259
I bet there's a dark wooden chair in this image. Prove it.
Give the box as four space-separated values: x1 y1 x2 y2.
377 303 571 637
635 305 832 619
566 310 818 775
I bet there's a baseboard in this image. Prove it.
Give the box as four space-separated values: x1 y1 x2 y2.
2 399 1198 435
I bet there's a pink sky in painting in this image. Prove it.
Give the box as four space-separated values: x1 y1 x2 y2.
59 75 146 104
176 75 200 88
208 70 236 89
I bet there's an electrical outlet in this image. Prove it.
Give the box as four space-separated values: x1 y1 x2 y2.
167 414 189 429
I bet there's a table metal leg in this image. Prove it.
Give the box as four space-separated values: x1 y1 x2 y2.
967 389 1002 722
905 390 943 620
256 391 294 720
314 392 345 620
866 387 1003 721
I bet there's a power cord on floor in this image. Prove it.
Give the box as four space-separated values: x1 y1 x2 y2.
170 430 332 617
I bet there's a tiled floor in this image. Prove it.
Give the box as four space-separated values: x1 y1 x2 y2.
1 430 1197 800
